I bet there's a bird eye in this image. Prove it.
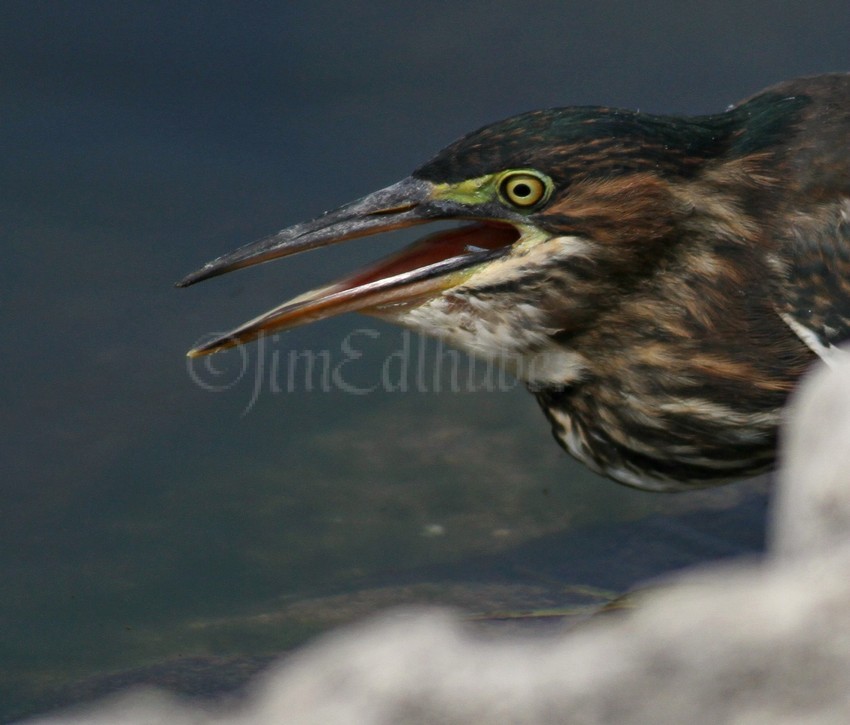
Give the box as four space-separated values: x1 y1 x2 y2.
498 171 551 209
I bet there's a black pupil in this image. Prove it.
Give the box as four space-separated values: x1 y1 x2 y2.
513 182 532 198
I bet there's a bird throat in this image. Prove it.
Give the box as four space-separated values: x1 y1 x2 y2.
376 232 593 388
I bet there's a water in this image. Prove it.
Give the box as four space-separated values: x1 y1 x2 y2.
4 2 847 721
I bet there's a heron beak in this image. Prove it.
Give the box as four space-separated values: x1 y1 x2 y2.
177 177 519 357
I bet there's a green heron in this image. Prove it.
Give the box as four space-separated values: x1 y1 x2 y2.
178 74 850 491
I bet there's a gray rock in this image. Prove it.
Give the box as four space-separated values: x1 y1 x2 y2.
772 353 850 559
29 358 850 725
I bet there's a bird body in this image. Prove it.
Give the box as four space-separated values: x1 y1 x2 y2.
179 74 850 491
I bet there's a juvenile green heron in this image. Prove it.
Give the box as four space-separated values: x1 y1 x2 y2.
178 74 850 491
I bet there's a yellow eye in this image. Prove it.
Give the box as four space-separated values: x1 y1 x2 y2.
498 171 550 209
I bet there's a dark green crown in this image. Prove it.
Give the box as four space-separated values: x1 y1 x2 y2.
414 92 811 187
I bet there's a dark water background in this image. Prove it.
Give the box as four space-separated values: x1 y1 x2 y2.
3 2 849 721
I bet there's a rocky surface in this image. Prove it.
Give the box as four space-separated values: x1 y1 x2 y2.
27 357 850 724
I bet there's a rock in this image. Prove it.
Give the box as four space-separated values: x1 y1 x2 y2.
772 352 850 558
29 357 850 725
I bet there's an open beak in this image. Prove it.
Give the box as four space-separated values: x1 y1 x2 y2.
177 176 520 357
